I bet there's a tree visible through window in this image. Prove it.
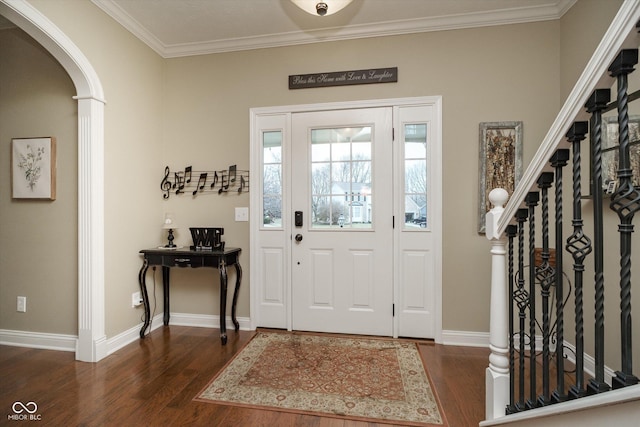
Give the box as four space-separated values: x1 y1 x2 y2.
404 124 428 229
310 127 372 229
262 131 282 227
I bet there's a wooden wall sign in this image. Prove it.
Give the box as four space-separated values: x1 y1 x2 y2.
289 67 398 89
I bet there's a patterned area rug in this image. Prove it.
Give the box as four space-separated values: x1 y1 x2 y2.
196 331 446 426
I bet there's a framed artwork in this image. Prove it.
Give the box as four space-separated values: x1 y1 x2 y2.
11 137 56 200
601 116 640 193
478 122 523 233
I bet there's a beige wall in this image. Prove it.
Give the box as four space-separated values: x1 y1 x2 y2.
164 21 561 330
21 0 166 337
560 0 624 100
1 0 627 348
0 28 77 334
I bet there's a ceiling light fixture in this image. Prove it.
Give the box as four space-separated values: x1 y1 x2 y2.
290 0 353 16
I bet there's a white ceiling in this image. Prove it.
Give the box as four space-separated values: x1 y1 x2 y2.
90 0 576 57
5 0 577 58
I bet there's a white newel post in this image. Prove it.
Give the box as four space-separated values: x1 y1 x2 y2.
485 188 510 420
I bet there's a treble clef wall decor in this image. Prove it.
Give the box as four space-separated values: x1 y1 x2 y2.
160 165 249 199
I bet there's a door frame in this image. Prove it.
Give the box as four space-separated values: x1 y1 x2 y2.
250 96 442 342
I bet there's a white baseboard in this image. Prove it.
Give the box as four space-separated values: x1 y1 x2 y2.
0 324 617 383
561 340 615 384
105 313 165 356
441 330 564 354
0 327 490 354
105 312 252 357
440 330 617 385
441 329 490 347
0 314 252 358
0 329 77 352
169 312 252 331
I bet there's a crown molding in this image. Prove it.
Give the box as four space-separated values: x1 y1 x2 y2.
92 0 576 58
91 0 166 56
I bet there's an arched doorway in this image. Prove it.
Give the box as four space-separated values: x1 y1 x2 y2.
0 0 106 362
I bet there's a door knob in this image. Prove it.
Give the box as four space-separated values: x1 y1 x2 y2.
295 234 303 242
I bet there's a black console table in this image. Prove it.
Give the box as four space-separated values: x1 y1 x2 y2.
138 247 242 344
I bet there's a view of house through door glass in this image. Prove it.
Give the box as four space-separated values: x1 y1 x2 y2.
311 126 372 229
404 123 428 229
292 108 393 336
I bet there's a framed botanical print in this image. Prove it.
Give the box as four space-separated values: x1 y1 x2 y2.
11 137 56 200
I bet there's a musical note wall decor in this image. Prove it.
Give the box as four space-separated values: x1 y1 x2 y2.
160 165 249 199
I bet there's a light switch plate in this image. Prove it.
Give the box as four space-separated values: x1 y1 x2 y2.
17 296 26 312
235 207 249 222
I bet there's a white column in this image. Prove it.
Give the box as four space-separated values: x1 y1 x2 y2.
75 96 107 362
485 188 510 420
0 0 107 363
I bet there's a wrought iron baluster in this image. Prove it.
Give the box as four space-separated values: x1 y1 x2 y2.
565 121 592 399
586 88 611 395
536 173 555 406
515 208 529 412
608 48 640 389
507 224 518 415
526 191 539 409
551 149 569 402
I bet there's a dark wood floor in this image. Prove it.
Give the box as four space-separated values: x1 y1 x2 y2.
0 326 489 426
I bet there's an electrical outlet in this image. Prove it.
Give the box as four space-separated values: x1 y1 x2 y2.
235 207 249 222
131 292 143 307
17 296 26 313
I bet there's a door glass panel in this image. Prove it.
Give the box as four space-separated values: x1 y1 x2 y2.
352 142 371 160
311 143 330 162
331 142 350 161
352 161 371 183
262 131 282 227
331 161 350 182
403 124 428 229
310 126 372 229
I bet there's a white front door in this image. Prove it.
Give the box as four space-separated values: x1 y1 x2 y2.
291 108 393 336
251 97 442 341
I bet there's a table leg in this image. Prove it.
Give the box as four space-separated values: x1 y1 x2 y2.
138 259 150 338
219 259 228 344
162 266 170 326
232 262 242 331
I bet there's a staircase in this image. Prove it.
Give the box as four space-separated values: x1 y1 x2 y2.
482 0 640 424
